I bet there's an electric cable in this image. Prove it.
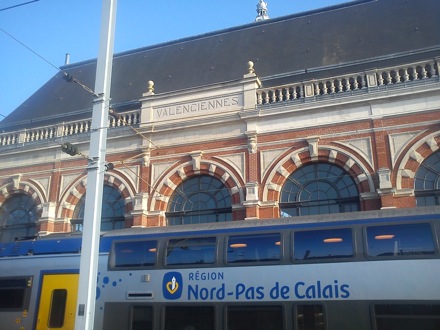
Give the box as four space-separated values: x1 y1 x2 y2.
0 0 39 12
0 26 98 97
109 108 158 149
1 26 157 144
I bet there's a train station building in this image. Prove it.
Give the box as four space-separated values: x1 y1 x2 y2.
1 0 440 240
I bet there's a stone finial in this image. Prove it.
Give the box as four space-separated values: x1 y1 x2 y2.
143 80 155 97
247 61 255 75
147 80 154 93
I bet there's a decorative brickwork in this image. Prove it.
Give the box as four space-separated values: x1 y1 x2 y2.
263 145 376 212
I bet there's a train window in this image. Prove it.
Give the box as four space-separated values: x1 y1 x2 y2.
0 277 31 310
296 304 326 330
110 240 158 269
227 305 283 330
166 237 216 266
227 233 281 263
131 306 153 330
164 306 215 330
293 228 353 261
374 304 440 330
366 223 435 257
48 289 67 327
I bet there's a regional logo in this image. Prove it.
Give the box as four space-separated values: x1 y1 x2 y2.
163 272 183 300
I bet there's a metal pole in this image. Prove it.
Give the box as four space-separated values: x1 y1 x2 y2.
74 0 117 329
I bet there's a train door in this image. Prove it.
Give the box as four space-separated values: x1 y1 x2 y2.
36 274 79 330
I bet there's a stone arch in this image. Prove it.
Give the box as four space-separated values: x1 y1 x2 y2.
396 131 440 191
58 170 136 219
150 159 244 213
0 175 46 217
263 145 375 205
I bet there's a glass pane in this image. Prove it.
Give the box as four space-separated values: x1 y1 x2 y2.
0 194 37 242
164 306 214 330
112 240 157 268
0 278 29 310
366 223 435 257
131 306 153 330
0 288 25 309
280 163 359 217
48 289 67 327
166 237 216 265
375 304 440 330
167 175 232 225
297 305 326 330
227 233 281 263
227 305 283 330
73 185 125 230
294 228 353 260
415 151 440 205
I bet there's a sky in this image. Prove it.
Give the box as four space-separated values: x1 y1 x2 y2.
0 0 351 120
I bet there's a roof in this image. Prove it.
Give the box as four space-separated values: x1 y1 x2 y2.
2 0 440 130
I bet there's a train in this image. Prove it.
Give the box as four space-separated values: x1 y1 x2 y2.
1 206 440 329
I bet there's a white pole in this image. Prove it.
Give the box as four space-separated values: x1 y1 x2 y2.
74 0 117 329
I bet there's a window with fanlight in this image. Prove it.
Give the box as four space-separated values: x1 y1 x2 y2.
415 151 440 206
71 185 126 231
166 175 232 225
280 163 360 217
0 193 37 243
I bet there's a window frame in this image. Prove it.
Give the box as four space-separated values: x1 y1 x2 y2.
0 276 33 311
292 227 355 263
279 163 360 217
226 304 285 330
163 304 216 330
164 236 217 268
372 302 440 330
364 222 437 260
108 238 158 270
48 289 68 328
295 303 327 330
225 232 283 266
166 175 232 226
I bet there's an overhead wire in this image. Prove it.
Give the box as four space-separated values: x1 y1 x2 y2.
2 9 162 198
1 24 159 148
0 26 98 97
0 0 39 12
109 108 158 149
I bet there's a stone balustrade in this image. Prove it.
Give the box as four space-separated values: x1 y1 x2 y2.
0 58 438 148
0 110 140 147
0 132 19 146
257 58 439 105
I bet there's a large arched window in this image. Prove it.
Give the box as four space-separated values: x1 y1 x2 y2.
280 163 360 217
72 185 125 231
415 151 440 206
166 175 232 225
0 193 37 242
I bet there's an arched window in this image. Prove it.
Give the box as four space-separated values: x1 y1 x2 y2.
72 185 125 231
415 151 440 206
280 163 360 217
166 175 232 225
0 193 37 242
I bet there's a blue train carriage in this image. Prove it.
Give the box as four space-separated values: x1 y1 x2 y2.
0 207 440 330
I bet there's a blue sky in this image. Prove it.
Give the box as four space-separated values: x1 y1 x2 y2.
0 0 350 120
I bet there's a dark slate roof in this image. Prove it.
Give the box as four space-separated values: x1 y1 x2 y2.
2 0 440 130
